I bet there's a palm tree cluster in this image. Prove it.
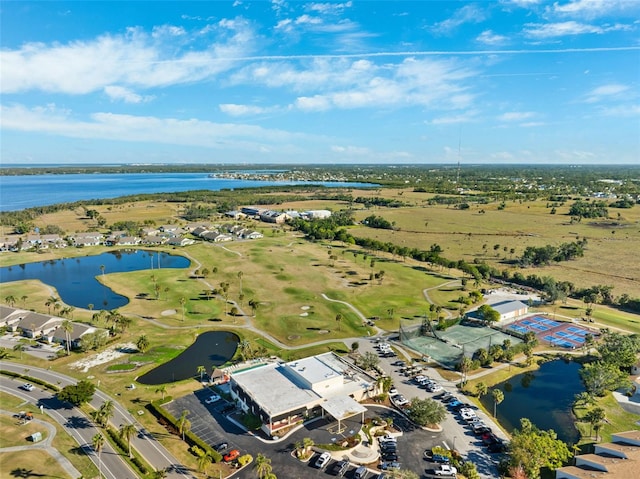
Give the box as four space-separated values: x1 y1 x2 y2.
91 400 115 428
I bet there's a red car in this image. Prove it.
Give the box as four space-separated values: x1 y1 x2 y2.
223 449 240 462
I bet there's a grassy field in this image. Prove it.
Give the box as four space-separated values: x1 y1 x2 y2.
0 391 98 479
0 414 48 447
573 393 640 445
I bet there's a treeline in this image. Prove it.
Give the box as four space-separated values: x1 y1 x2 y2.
362 215 394 230
354 196 406 208
568 200 608 218
519 239 586 266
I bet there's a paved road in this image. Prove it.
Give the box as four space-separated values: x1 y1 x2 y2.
0 376 136 479
0 361 195 479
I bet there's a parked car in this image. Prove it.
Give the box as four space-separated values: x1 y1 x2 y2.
388 387 398 396
433 464 458 476
432 454 451 464
205 394 221 404
223 449 240 462
353 465 368 479
314 451 331 469
391 395 409 407
426 383 443 393
20 383 35 391
482 432 501 445
213 442 228 453
487 440 507 453
379 461 401 471
332 460 349 477
381 451 398 461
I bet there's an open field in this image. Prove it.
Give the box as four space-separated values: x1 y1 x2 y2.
0 449 72 479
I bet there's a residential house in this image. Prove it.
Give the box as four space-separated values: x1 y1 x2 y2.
48 322 107 350
69 232 104 247
0 306 30 330
166 236 195 247
142 235 166 246
240 206 264 217
225 211 246 220
243 231 263 240
0 235 22 252
15 312 62 339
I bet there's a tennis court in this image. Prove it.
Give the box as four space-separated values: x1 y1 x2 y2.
508 315 598 349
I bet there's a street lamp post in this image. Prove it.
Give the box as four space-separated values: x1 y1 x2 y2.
453 436 457 452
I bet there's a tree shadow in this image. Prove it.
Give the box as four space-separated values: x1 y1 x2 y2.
65 415 92 429
10 469 47 478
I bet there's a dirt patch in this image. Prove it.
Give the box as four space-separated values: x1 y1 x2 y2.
287 335 301 341
317 330 330 334
70 342 136 373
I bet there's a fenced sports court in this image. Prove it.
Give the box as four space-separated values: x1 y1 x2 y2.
507 315 599 349
400 319 522 368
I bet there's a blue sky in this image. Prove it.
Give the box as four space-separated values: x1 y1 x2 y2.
1 0 639 165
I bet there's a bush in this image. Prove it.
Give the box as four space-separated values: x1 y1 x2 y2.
190 445 204 457
237 454 252 466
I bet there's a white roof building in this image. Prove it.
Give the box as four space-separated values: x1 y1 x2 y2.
229 352 373 437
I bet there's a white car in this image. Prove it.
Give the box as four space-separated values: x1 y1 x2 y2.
392 395 409 407
389 387 398 396
205 394 221 404
20 383 35 391
314 451 331 469
434 464 457 476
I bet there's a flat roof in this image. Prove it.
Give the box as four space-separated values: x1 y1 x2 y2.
231 363 320 417
489 300 529 315
285 353 343 386
321 395 366 421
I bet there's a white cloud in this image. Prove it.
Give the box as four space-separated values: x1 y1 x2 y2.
330 144 369 155
0 103 313 150
498 111 537 121
524 20 631 38
308 2 353 15
0 19 257 94
476 30 509 45
548 0 639 19
219 103 273 116
431 4 488 35
599 104 640 117
103 85 154 104
584 83 629 102
152 25 186 38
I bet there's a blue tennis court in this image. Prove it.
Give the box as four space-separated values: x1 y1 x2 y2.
509 315 598 349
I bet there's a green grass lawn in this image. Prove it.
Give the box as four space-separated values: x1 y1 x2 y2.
573 392 640 445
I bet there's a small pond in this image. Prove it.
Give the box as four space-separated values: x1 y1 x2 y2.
0 249 190 310
137 331 239 385
479 359 582 444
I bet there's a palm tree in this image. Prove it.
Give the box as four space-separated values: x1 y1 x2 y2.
335 313 343 331
94 400 115 427
254 453 273 479
4 295 16 307
13 343 25 359
45 296 59 314
197 365 206 382
475 381 488 398
491 388 504 417
119 423 137 458
61 320 74 356
248 299 259 317
100 264 105 277
239 339 252 361
20 295 28 307
586 407 605 439
179 296 186 321
237 270 244 296
197 451 212 474
302 437 314 457
136 335 150 353
177 410 191 441
155 385 167 401
92 432 105 477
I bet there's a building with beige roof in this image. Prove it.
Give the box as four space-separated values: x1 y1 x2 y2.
556 431 640 479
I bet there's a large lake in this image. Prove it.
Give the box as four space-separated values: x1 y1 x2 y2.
0 249 190 310
479 360 582 444
0 172 375 211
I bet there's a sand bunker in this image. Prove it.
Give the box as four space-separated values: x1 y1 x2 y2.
161 309 177 316
300 312 309 317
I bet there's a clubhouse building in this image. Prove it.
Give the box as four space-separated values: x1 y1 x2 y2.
229 352 378 437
